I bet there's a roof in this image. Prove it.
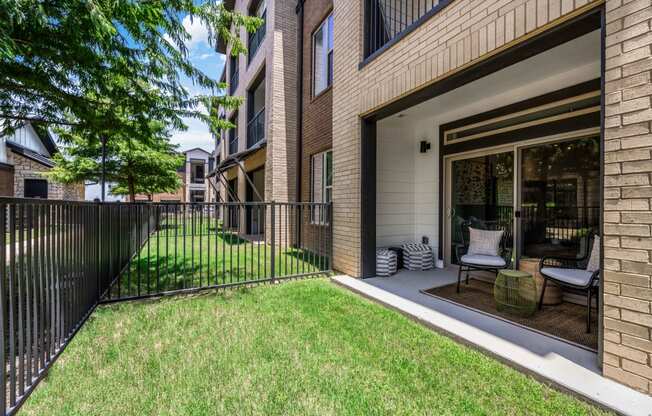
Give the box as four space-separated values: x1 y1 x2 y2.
182 147 211 155
216 0 236 54
215 140 267 172
6 141 55 168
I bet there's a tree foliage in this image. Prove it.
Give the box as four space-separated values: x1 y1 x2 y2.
1 0 260 198
47 118 185 201
0 0 259 137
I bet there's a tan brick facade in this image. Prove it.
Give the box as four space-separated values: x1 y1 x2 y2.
218 0 297 206
603 0 652 395
331 0 604 272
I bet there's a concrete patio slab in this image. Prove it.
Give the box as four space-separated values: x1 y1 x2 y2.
332 271 652 416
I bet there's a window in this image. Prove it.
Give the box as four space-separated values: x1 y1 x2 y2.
229 113 238 155
24 179 48 199
229 55 239 94
192 163 205 183
310 150 332 224
313 13 334 95
248 0 266 62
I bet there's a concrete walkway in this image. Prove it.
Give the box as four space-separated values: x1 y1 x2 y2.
332 271 652 416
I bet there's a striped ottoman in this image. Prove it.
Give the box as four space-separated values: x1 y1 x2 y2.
402 243 434 271
376 249 398 277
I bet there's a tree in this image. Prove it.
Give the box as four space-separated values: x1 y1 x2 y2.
47 118 185 202
0 0 260 137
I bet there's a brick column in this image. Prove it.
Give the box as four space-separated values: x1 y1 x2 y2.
603 0 652 394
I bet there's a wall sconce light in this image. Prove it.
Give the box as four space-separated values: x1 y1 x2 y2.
420 140 431 153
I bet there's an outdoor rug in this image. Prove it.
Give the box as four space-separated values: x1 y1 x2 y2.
421 279 598 351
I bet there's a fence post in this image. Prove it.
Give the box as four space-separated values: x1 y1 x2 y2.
0 203 6 416
270 201 275 282
96 202 102 301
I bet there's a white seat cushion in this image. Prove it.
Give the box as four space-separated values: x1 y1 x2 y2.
541 267 594 287
460 254 506 267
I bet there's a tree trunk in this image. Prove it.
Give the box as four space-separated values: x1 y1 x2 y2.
128 178 136 202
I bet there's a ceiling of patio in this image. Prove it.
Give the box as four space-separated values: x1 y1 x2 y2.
380 29 601 130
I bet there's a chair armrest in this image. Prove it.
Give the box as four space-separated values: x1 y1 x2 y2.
455 244 466 264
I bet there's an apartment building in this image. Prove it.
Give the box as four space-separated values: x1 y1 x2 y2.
133 147 212 202
214 0 298 235
323 0 652 400
0 123 83 200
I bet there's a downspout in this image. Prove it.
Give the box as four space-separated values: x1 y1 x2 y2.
295 0 305 246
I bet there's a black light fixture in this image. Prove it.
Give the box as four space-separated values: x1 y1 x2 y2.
420 140 431 153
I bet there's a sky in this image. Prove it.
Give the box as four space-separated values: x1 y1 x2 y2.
173 14 226 154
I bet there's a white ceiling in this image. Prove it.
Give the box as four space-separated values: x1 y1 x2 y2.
380 30 601 130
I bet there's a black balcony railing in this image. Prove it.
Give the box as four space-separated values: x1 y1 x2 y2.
364 0 444 58
248 12 266 62
247 108 265 148
228 136 239 155
229 69 239 95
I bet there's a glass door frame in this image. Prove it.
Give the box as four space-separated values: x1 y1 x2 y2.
443 127 601 267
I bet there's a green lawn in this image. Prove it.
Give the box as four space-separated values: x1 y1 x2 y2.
110 219 328 297
23 280 609 415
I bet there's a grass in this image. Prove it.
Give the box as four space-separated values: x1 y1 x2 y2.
110 218 328 297
23 279 609 416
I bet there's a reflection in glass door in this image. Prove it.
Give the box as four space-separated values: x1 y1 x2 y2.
519 136 600 260
449 151 514 265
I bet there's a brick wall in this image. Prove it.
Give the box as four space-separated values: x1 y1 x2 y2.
603 0 652 395
331 0 603 274
9 152 83 200
301 0 334 255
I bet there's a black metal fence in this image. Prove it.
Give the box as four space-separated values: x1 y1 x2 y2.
0 199 332 415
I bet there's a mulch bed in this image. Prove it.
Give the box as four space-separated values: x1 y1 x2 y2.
421 279 598 351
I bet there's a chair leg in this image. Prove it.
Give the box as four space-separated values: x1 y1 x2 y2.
457 265 463 293
538 278 547 310
587 289 592 334
465 269 470 285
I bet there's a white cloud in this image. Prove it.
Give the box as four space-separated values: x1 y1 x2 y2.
183 15 211 48
171 117 215 153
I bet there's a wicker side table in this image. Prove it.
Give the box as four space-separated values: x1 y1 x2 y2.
494 270 538 317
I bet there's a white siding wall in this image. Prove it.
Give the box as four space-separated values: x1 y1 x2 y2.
4 124 50 156
376 124 416 247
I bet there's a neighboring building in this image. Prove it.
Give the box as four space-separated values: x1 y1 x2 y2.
324 0 652 397
0 123 84 200
214 0 298 235
132 147 212 203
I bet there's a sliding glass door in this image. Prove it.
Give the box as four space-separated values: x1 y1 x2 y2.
445 133 601 266
447 150 514 265
519 135 600 260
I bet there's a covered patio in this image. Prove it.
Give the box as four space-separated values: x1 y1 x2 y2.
360 10 605 366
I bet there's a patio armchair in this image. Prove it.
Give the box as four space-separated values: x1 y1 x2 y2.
538 234 600 333
455 221 513 293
